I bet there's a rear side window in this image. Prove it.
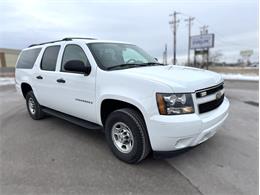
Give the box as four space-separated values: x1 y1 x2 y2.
41 45 60 71
16 48 41 69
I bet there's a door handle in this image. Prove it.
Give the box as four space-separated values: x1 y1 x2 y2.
36 75 43 79
57 78 66 83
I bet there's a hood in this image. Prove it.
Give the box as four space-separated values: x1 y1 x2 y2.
118 65 223 92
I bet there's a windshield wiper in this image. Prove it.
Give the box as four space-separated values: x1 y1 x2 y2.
107 63 141 70
139 62 164 66
107 62 164 70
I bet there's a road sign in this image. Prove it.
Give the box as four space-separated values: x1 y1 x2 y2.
240 50 253 57
190 34 215 49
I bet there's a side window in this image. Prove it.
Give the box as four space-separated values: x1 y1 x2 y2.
16 48 42 69
41 45 60 71
61 44 90 72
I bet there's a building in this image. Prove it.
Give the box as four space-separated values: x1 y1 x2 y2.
0 48 21 67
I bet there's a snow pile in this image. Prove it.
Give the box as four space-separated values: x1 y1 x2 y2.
221 74 259 81
0 77 15 86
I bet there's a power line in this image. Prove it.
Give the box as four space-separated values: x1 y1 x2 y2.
194 18 254 48
179 11 254 48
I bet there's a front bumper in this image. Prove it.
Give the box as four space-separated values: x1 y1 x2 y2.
147 97 229 151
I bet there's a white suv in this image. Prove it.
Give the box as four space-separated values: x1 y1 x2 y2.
15 37 229 163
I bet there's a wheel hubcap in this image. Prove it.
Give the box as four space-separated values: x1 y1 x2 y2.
111 122 134 153
28 97 36 115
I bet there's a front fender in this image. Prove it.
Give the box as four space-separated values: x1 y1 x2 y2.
96 94 152 126
95 69 173 126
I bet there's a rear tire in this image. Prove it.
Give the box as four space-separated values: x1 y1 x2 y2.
105 108 150 164
26 91 45 120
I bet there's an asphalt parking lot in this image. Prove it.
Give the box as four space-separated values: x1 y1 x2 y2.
0 80 258 195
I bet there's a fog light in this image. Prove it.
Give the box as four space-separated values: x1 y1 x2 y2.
175 137 192 149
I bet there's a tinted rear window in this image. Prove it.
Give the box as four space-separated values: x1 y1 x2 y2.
16 48 42 69
41 45 60 71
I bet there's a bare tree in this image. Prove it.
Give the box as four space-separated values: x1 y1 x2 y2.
209 50 223 65
240 50 253 66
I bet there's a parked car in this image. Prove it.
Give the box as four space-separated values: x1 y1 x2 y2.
15 37 229 163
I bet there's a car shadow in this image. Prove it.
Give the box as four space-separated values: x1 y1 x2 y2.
43 114 195 163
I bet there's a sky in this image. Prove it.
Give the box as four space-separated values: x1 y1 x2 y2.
0 0 259 63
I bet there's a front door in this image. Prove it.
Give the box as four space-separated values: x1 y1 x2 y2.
53 43 97 123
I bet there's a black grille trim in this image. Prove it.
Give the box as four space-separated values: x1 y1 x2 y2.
198 94 224 114
196 83 224 98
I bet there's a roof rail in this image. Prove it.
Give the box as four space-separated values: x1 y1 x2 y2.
62 37 97 40
28 39 68 48
28 37 97 48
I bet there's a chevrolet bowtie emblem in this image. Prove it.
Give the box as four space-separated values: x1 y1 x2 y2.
216 91 222 100
200 91 207 97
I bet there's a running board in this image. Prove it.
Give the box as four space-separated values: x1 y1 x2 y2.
42 108 102 130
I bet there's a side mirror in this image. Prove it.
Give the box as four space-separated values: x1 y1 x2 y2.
64 60 91 75
154 58 158 61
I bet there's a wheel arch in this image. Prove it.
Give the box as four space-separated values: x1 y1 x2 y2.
100 98 147 128
21 82 33 98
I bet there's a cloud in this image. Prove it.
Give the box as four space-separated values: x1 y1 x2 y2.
0 0 258 63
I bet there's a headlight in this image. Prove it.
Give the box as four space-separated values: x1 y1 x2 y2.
156 93 194 115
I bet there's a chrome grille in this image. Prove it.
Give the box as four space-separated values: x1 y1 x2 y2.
196 83 224 98
198 94 224 114
196 83 225 114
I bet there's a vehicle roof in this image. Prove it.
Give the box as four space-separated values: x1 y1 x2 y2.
25 38 133 50
83 39 132 44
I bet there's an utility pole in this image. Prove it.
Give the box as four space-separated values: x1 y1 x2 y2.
200 25 208 35
184 16 195 66
165 44 167 64
163 44 168 65
169 11 180 64
200 25 209 69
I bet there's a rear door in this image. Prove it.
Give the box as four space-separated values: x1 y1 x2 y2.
53 43 97 123
33 45 61 109
15 47 42 93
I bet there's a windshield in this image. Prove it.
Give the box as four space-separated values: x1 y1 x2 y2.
87 43 158 70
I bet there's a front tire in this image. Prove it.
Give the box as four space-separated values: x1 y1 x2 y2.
26 91 44 120
105 108 150 164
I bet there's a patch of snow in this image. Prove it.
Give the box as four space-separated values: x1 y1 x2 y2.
221 74 259 81
0 77 15 86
